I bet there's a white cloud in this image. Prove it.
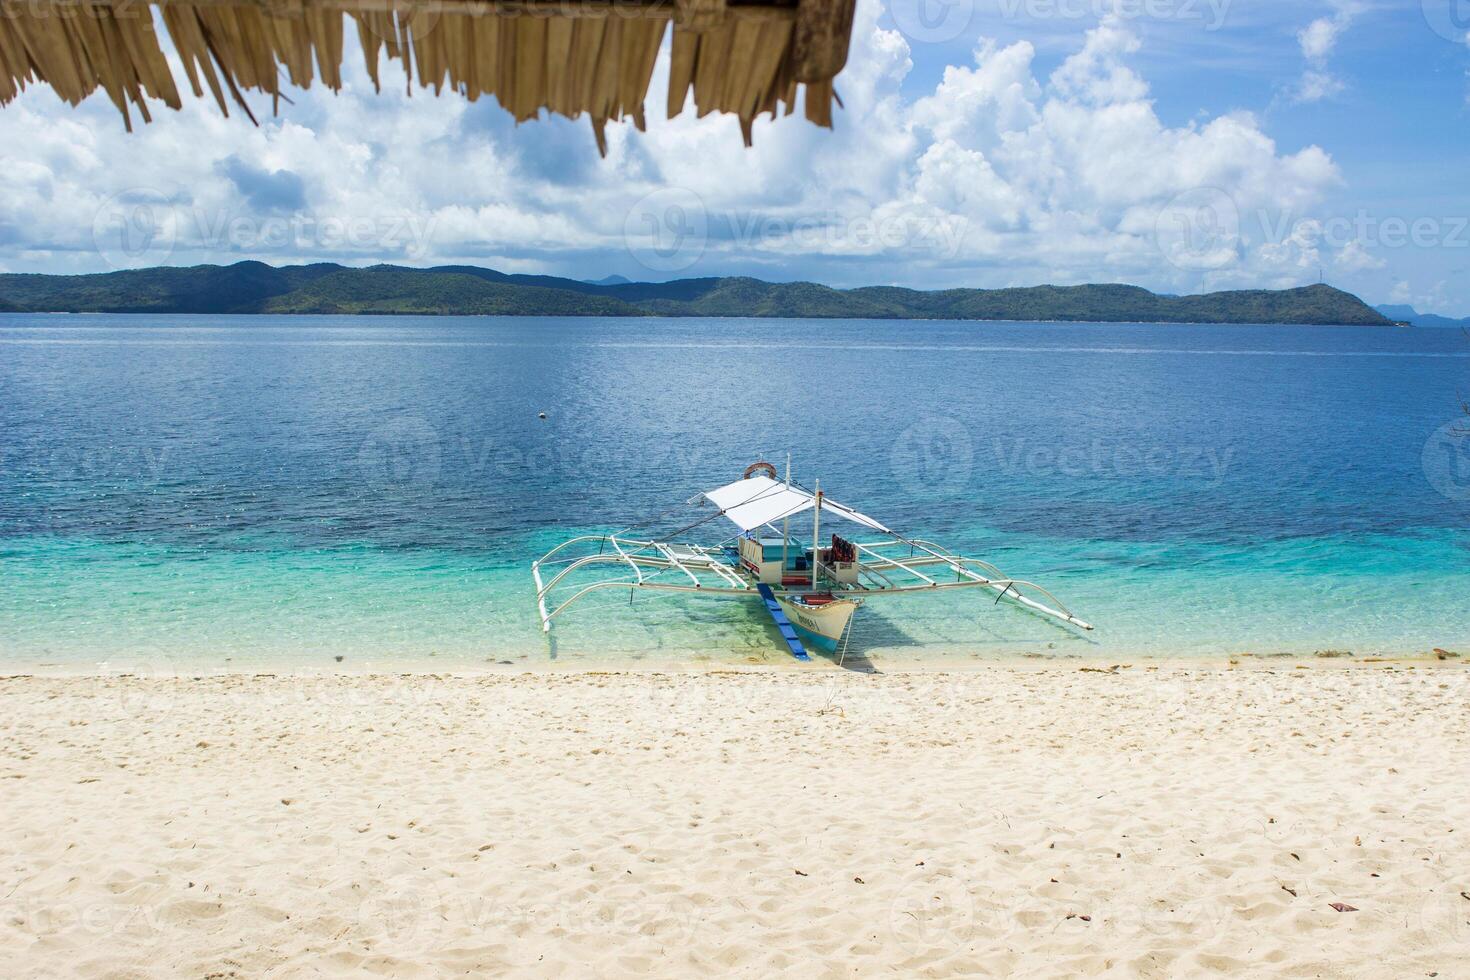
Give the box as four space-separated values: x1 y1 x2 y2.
1296 70 1344 102
1298 16 1340 62
1048 19 1148 106
0 10 1355 299
1292 2 1360 103
1335 238 1385 273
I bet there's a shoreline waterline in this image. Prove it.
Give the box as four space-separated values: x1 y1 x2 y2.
4 648 1464 678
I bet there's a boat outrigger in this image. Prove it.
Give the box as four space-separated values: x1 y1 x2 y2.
531 461 1092 660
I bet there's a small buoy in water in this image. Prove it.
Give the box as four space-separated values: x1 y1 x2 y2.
538 412 548 420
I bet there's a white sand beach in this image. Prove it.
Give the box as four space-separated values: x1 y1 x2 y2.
2 660 1467 978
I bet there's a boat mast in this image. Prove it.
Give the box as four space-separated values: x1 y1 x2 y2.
781 453 791 575
812 478 822 589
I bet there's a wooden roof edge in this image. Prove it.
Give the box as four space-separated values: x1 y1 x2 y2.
0 0 859 150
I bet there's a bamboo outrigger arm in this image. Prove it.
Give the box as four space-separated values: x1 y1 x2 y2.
531 533 755 632
850 539 1093 631
0 0 859 151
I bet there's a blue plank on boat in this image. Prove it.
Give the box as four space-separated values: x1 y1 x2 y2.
755 583 809 660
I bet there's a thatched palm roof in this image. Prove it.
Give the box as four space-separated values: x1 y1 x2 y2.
0 0 857 151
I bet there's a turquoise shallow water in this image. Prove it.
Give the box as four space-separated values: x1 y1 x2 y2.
1 314 1467 669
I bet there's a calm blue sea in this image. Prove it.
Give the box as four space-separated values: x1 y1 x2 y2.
1 314 1467 669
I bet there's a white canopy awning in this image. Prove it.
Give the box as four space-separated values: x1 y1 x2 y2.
700 475 890 534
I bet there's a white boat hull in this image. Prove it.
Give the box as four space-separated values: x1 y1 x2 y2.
774 595 860 652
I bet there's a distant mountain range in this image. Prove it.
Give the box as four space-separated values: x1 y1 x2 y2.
0 262 1395 325
1373 304 1470 329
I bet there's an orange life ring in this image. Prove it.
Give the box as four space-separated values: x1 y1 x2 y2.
743 461 779 481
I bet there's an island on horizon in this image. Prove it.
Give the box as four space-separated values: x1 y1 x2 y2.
0 261 1395 326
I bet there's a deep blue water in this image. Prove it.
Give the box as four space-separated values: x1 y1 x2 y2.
1 314 1466 668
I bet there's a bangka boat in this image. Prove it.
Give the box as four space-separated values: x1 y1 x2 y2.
531 462 1092 660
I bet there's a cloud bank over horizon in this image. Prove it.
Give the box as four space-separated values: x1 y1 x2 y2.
1 1 1466 314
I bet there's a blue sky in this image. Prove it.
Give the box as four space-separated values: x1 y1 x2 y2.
2 0 1468 314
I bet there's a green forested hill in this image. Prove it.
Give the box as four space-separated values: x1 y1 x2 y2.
0 262 1394 325
256 267 644 316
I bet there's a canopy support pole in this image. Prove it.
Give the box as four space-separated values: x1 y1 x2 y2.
811 479 822 590
782 453 791 576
